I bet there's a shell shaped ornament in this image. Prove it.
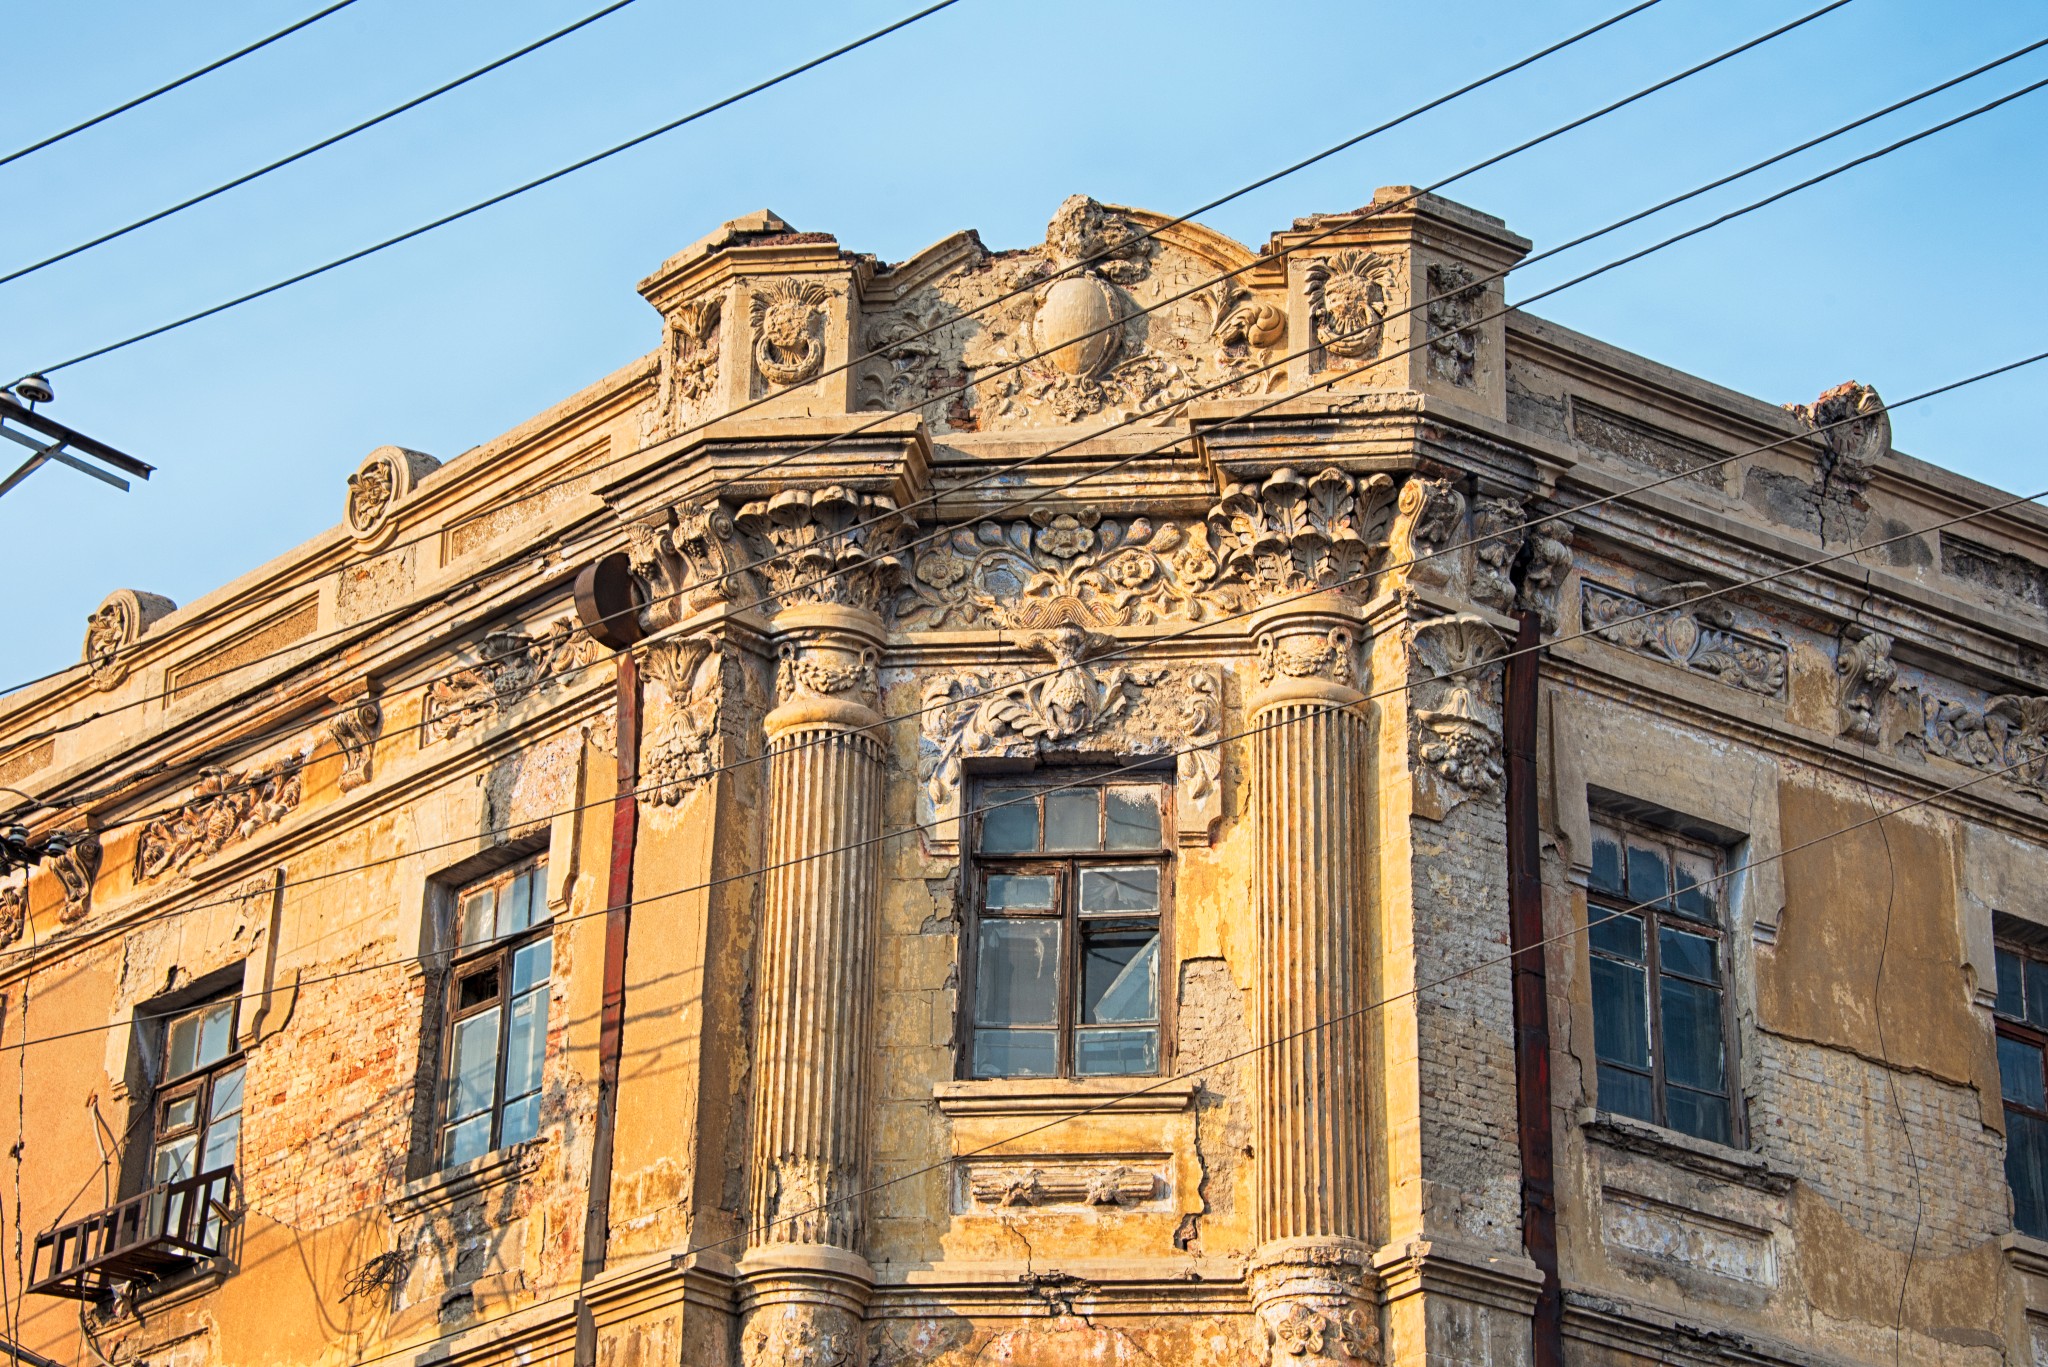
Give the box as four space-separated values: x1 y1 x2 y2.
1032 274 1123 379
751 279 832 387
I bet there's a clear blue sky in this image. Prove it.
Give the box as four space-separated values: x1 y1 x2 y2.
2 0 2041 684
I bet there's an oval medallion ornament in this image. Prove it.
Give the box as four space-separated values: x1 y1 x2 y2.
1033 275 1121 378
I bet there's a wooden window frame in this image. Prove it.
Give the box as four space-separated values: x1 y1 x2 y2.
1994 935 2048 1237
435 855 552 1170
957 771 1176 1081
1587 815 1744 1147
151 995 244 1186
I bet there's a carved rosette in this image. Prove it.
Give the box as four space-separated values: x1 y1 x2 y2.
1789 381 1889 495
327 695 382 793
1208 467 1397 608
344 446 440 548
81 589 176 691
1249 1256 1383 1367
50 829 102 924
918 629 1223 851
1407 614 1508 819
1836 627 1897 744
1305 249 1399 366
751 279 832 388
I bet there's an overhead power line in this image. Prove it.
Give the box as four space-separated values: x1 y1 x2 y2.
16 0 968 378
0 0 1829 701
2 60 2039 823
0 0 364 170
0 0 647 286
2 491 2039 1040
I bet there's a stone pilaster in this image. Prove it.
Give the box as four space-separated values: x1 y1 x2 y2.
1245 602 1383 1366
739 601 887 1367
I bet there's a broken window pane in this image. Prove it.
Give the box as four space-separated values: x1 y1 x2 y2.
1081 927 1158 1025
1671 849 1717 921
1079 865 1159 913
457 887 496 948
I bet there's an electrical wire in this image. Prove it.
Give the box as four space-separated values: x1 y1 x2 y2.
0 0 647 286
0 0 1683 698
4 12 2000 782
16 0 967 379
0 0 363 171
4 485 2040 1032
7 58 2040 846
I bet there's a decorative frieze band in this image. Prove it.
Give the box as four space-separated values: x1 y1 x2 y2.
1580 578 1787 699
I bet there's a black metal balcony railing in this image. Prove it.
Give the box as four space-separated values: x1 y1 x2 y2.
27 1166 234 1301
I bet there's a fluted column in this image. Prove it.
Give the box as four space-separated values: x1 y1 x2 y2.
739 601 885 1367
1247 604 1382 1366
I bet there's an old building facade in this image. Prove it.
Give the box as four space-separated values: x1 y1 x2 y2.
3 187 2046 1365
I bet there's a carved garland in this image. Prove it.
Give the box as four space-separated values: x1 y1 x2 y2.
422 620 600 743
136 766 300 883
1580 579 1787 698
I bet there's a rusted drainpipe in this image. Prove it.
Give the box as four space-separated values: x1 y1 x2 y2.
1505 609 1563 1367
576 555 644 1291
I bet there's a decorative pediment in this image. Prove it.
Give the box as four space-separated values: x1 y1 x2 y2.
858 196 1284 432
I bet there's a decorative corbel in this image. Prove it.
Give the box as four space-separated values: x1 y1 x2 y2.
1834 626 1896 744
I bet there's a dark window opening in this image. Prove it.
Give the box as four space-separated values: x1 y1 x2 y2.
1995 937 2048 1238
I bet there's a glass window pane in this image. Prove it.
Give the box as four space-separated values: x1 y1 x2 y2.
1079 865 1160 914
972 1028 1058 1079
200 1112 241 1172
1661 975 1726 1093
512 939 552 995
1590 958 1649 1069
441 1114 491 1169
1590 827 1624 895
2001 1035 2047 1109
447 1008 501 1122
2028 959 2048 1031
500 870 536 938
505 990 548 1099
154 1135 197 1184
1672 849 1718 922
161 1095 198 1134
1597 1063 1654 1123
500 1092 541 1147
1658 926 1718 983
978 790 1038 854
166 1015 200 1078
1081 928 1159 1024
1589 909 1643 962
2000 949 2025 1020
1666 1086 1731 1145
196 1002 234 1067
985 874 1056 910
457 888 496 947
1626 841 1671 908
208 1064 245 1122
1104 787 1162 850
974 919 1061 1028
2009 1109 2048 1239
1076 1027 1158 1076
1045 789 1101 850
457 962 501 1013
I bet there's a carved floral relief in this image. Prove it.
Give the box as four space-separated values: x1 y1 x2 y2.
1895 686 2048 800
1210 467 1397 606
0 881 23 945
743 1303 859 1367
136 766 299 883
643 295 723 441
1424 262 1484 388
964 1161 1159 1209
1408 614 1507 817
1580 579 1787 698
918 629 1222 851
422 619 600 744
734 486 913 614
639 636 737 806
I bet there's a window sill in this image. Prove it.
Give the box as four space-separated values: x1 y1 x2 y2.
934 1076 1197 1119
1578 1108 1795 1195
388 1139 546 1220
2003 1231 2048 1278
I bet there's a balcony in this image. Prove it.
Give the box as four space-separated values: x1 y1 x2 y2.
27 1166 234 1301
